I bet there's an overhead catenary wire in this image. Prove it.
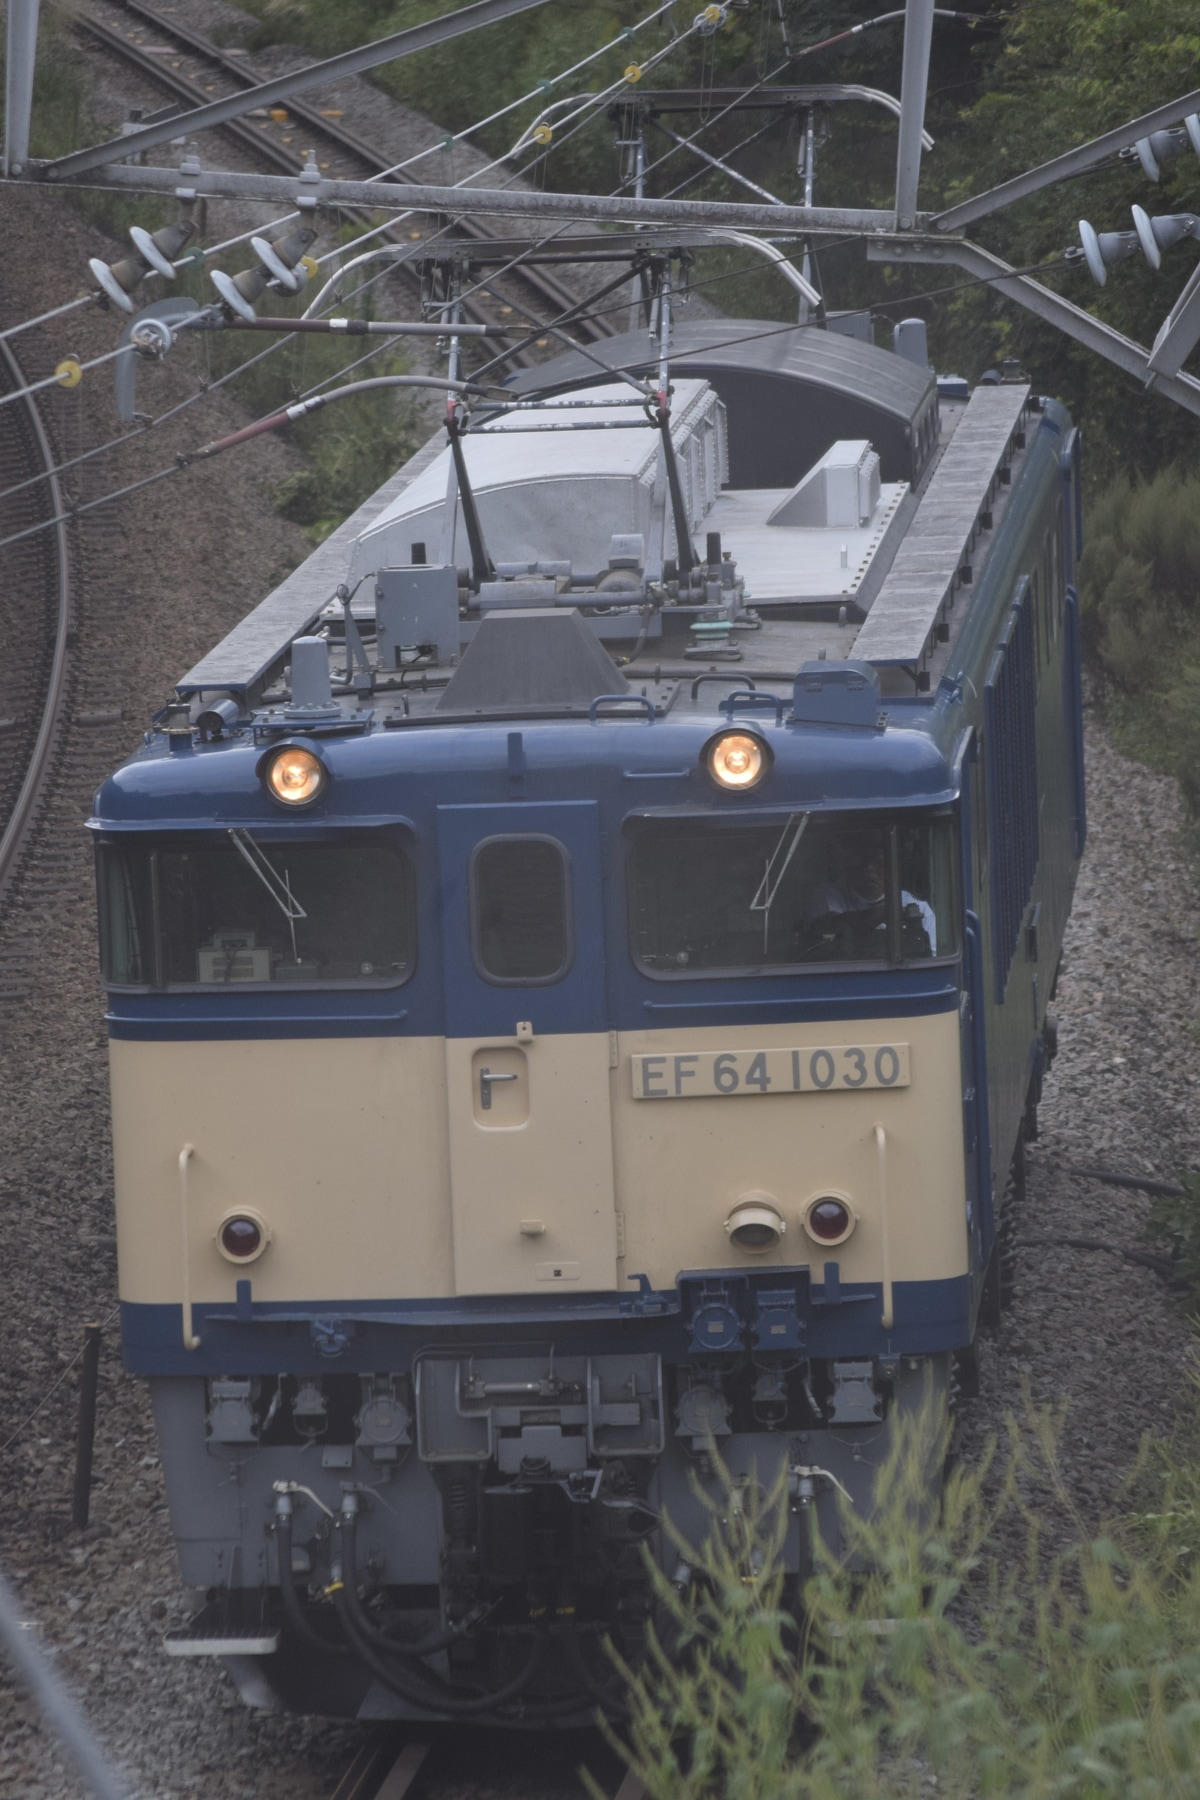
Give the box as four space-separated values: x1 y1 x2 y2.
0 198 492 508
0 247 1085 555
0 0 883 438
0 342 130 415
155 0 686 286
0 4 1009 360
0 292 97 342
0 2 1062 544
0 1 681 350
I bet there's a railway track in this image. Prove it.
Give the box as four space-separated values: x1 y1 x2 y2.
76 0 616 360
0 338 74 914
329 1732 647 1800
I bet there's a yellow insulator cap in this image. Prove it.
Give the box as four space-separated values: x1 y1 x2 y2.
532 123 553 145
624 62 642 83
299 255 320 278
55 358 83 389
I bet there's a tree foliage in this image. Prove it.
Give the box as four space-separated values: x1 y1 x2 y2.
929 0 1200 479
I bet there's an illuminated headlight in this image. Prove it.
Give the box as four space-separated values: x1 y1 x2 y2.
802 1194 856 1247
215 1209 271 1263
263 744 326 806
725 1193 786 1253
705 731 770 791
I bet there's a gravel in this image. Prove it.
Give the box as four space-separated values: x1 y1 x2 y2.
1 23 1199 1797
959 709 1200 1544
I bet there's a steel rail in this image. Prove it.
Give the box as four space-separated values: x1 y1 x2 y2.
50 0 557 178
0 338 73 905
73 10 514 346
81 0 612 340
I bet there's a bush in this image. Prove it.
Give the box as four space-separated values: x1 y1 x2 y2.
1078 469 1200 816
598 1403 1200 1800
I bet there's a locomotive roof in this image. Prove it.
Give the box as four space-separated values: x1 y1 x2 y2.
503 321 938 490
504 321 933 423
165 316 1054 790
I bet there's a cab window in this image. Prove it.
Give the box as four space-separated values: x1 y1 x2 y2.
628 813 958 976
97 830 413 988
471 836 572 984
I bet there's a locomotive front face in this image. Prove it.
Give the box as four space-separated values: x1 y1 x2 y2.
99 728 968 1333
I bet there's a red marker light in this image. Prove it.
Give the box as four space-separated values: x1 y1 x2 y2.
215 1211 270 1263
803 1197 854 1245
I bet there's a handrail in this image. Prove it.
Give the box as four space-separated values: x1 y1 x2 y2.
179 1144 201 1350
874 1123 894 1330
589 694 655 723
718 690 786 725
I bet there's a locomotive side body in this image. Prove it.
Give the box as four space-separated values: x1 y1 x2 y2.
94 324 1083 1722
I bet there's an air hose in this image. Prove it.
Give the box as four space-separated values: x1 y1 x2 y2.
330 1503 546 1717
273 1497 348 1656
336 1498 484 1657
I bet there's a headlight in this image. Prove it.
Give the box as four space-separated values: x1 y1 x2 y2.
802 1194 856 1247
215 1209 271 1263
725 1193 786 1252
705 730 770 791
263 744 326 806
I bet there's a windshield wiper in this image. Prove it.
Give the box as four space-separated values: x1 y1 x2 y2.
750 813 809 954
229 827 306 962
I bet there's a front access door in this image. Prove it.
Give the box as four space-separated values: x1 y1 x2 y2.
437 801 617 1296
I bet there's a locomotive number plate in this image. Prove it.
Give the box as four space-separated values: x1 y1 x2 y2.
630 1044 910 1099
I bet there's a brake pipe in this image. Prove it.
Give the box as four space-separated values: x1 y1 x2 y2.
272 1479 335 1518
273 1493 349 1656
330 1500 547 1716
336 1494 487 1658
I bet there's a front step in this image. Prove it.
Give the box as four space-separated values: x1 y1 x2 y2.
164 1598 280 1657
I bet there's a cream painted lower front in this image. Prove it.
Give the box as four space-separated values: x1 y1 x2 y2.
611 1011 968 1291
110 1035 455 1306
110 1030 621 1308
111 1008 966 1310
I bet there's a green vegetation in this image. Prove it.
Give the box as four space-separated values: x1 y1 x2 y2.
172 266 425 541
0 6 164 239
0 5 90 161
595 1406 1200 1800
1077 470 1200 816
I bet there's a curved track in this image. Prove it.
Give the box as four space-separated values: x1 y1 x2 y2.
0 338 74 909
78 0 615 356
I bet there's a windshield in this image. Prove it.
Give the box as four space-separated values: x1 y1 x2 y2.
97 830 414 988
628 813 958 975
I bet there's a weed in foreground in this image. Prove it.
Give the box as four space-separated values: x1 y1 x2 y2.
591 1401 1200 1800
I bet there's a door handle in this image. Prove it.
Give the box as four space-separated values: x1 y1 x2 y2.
479 1067 519 1111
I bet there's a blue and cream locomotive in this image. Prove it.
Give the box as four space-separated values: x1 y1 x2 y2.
93 302 1083 1722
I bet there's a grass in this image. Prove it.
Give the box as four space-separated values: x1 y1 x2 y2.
596 1399 1200 1800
